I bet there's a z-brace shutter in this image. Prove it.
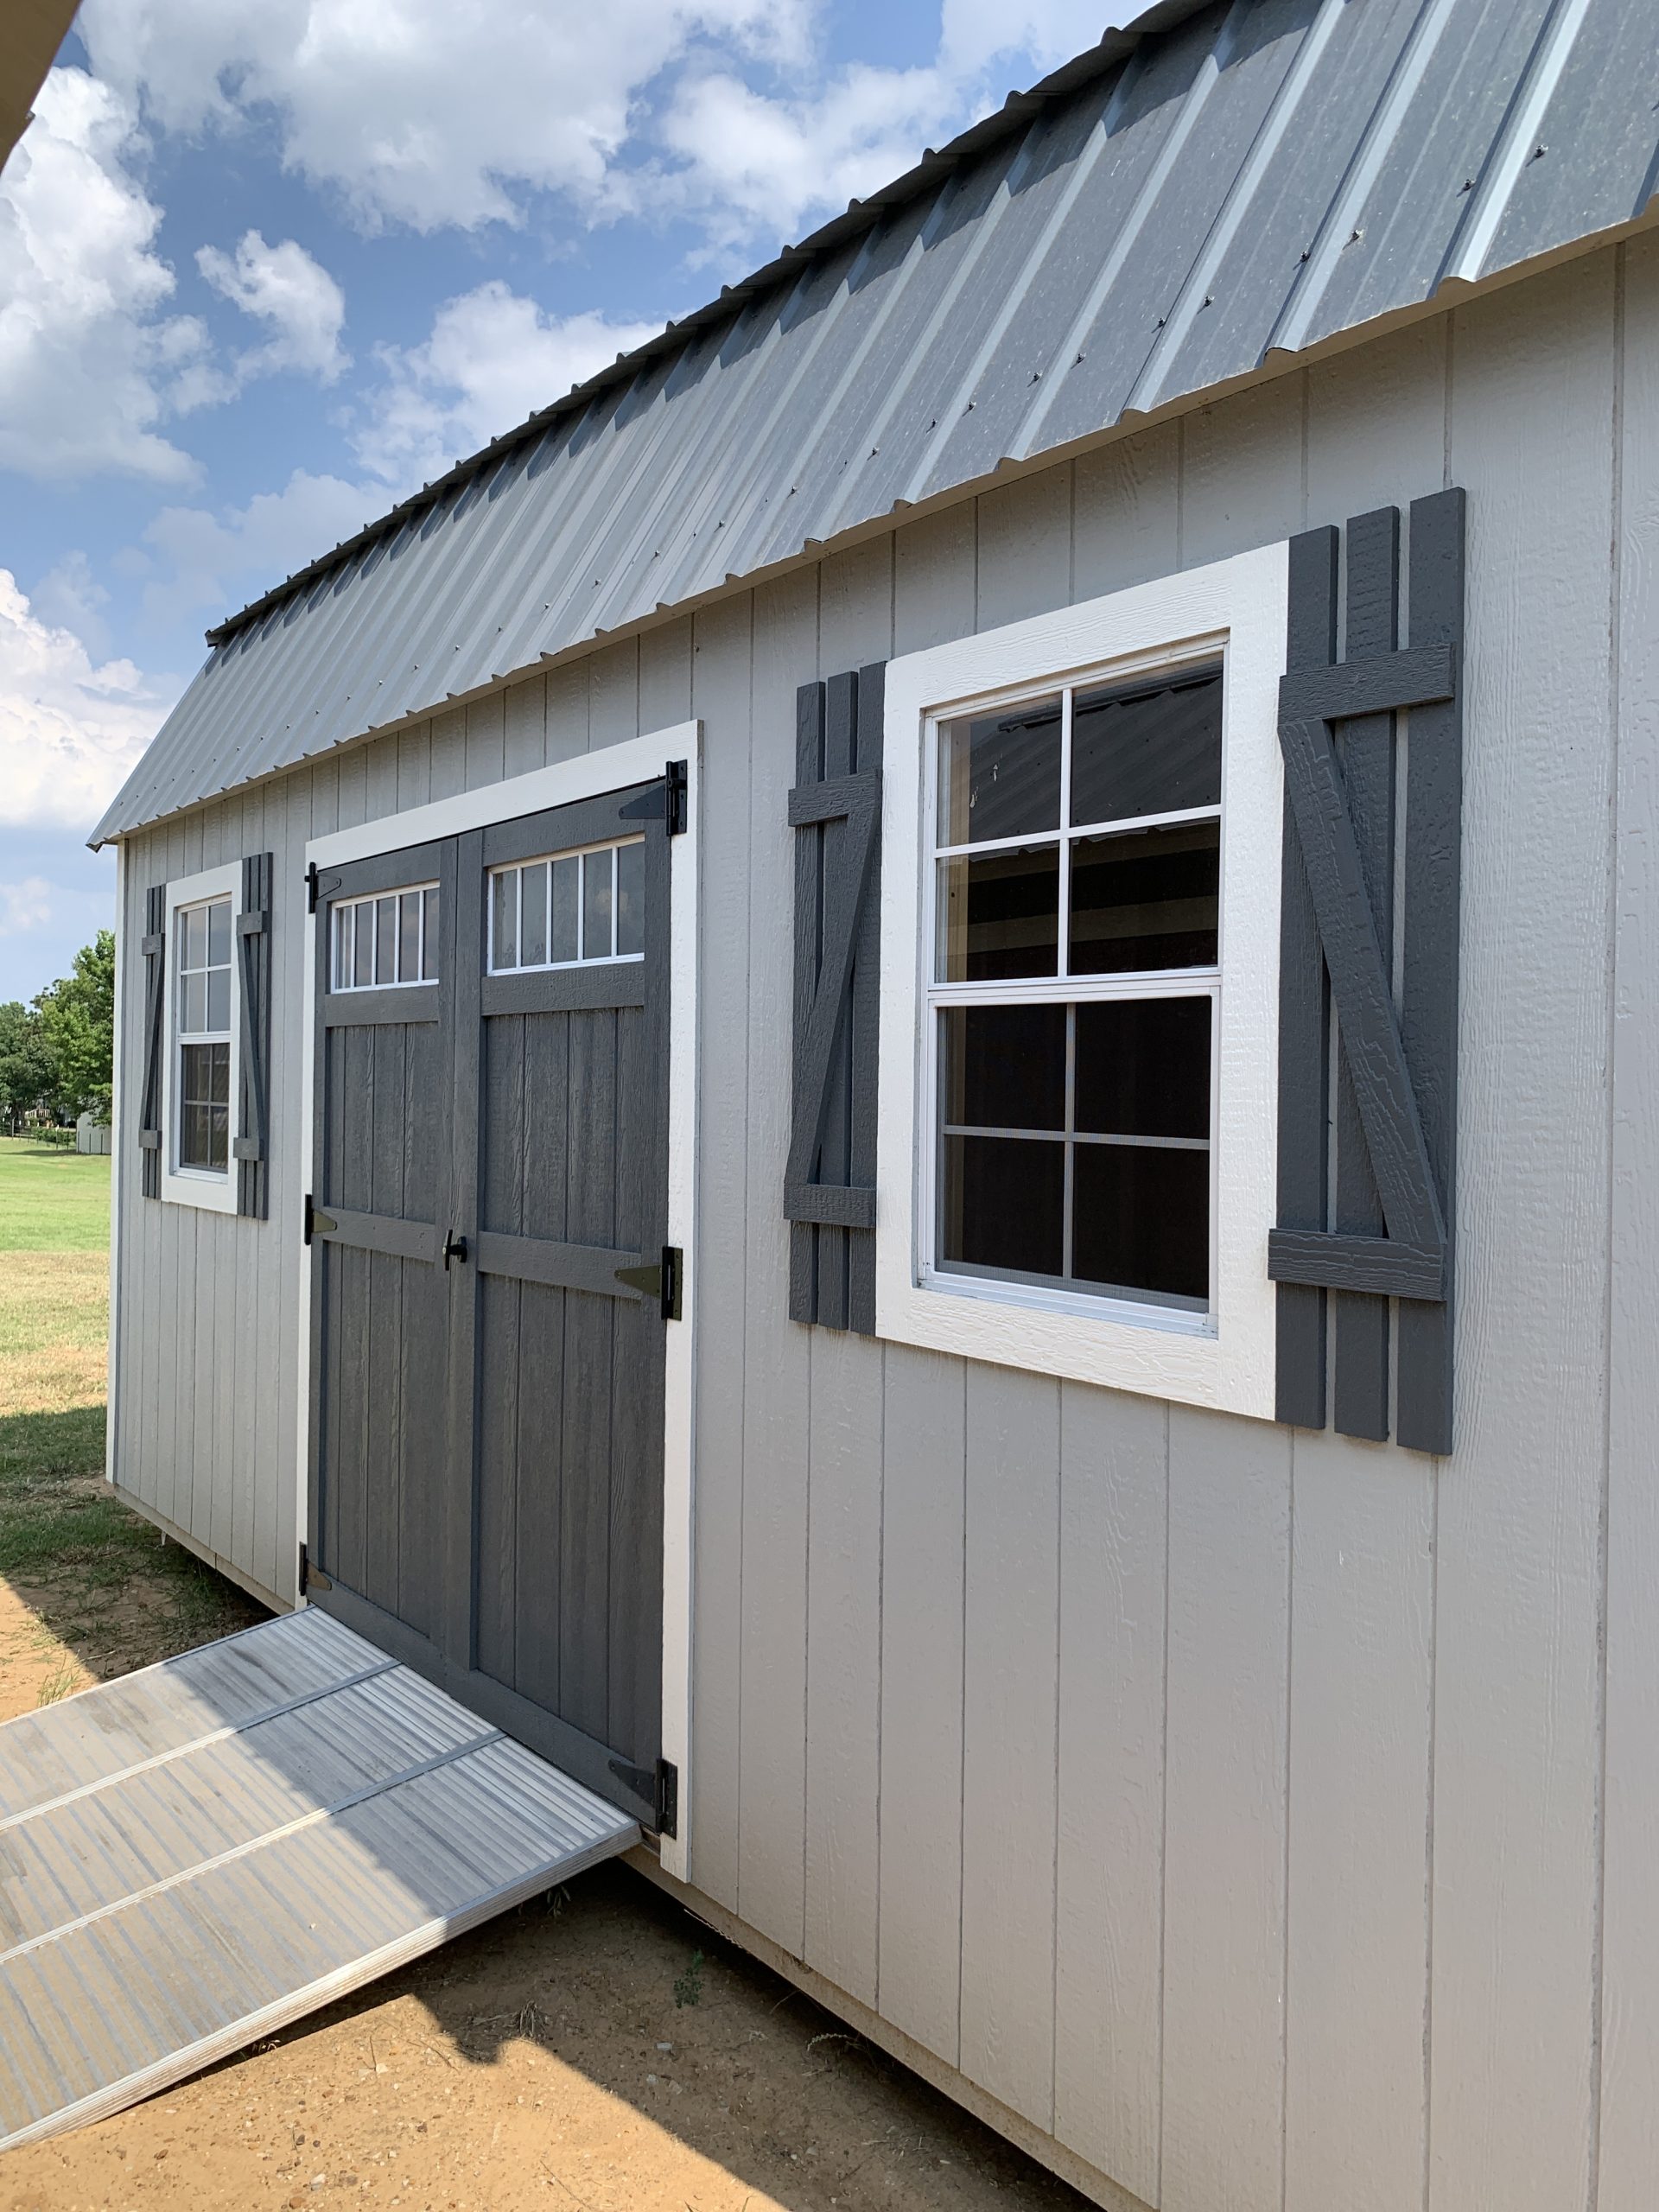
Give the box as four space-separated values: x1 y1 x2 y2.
1270 489 1465 1454
138 884 167 1200
235 852 274 1219
785 663 885 1333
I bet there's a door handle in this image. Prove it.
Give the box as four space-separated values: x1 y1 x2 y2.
442 1230 469 1269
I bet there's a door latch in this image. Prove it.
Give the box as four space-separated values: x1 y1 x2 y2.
442 1230 469 1269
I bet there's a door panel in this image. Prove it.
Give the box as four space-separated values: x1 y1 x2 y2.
309 779 671 1824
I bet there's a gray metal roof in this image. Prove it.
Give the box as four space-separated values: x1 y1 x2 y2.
94 0 1659 845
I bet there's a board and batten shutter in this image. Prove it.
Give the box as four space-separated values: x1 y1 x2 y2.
137 884 168 1200
785 663 885 1333
235 852 274 1219
1270 488 1465 1454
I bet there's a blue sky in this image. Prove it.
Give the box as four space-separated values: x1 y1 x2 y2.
0 0 1113 1002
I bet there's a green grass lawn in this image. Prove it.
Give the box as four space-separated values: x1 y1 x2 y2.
0 1135 262 1709
0 1135 111 1250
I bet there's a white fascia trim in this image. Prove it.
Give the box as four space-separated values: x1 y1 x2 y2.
159 859 243 1217
876 543 1289 1421
305 730 694 870
297 726 701 1872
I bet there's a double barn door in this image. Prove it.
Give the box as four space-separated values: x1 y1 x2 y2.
307 779 672 1826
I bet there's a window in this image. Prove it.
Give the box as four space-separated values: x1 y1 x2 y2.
930 671 1220 1313
331 883 438 990
175 896 232 1174
487 838 645 974
874 543 1290 1419
162 860 245 1212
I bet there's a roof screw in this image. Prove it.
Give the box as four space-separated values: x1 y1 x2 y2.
1203 292 1213 306
1348 227 1363 244
1029 370 1041 383
1533 142 1548 159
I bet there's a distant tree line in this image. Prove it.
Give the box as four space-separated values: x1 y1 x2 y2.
0 931 115 1134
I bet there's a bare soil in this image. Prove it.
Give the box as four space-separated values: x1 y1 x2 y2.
0 1862 1089 2212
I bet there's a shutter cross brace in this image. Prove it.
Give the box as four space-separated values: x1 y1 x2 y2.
783 766 880 1224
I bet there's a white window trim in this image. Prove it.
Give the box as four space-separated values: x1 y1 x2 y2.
300 723 702 1880
160 860 243 1216
876 542 1289 1421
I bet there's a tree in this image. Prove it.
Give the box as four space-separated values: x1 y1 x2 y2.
35 930 115 1121
0 1000 58 1132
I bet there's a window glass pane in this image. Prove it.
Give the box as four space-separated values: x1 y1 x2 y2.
399 892 421 982
582 847 613 959
939 696 1062 846
1069 819 1219 974
492 868 518 970
423 888 440 978
208 1107 229 1171
207 899 232 967
941 1004 1065 1132
178 1043 230 1173
1074 997 1211 1140
939 1134 1065 1279
520 862 549 966
551 855 579 962
334 907 350 989
615 842 645 957
938 844 1060 981
372 897 394 984
183 906 207 972
206 969 230 1032
1072 1143 1208 1301
209 1040 230 1103
180 971 204 1033
353 904 373 986
1071 670 1223 828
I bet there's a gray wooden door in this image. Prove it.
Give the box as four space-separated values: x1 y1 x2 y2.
308 779 672 1825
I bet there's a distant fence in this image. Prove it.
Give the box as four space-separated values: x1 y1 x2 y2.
74 1115 111 1157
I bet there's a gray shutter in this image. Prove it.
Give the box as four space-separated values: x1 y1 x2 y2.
235 852 273 1219
1269 489 1465 1453
138 884 167 1200
785 662 885 1333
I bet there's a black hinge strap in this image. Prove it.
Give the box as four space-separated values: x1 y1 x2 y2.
607 1755 678 1835
665 759 688 836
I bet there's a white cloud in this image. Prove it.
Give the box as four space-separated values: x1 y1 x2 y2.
197 228 349 384
28 555 114 663
78 0 816 236
0 571 176 830
0 68 221 483
0 879 55 936
139 468 385 625
355 283 664 486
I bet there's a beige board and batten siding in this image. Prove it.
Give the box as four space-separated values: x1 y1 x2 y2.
109 241 1652 2212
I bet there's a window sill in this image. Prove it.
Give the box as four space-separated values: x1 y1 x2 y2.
921 1264 1216 1338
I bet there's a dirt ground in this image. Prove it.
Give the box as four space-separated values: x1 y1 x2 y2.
0 1143 1090 2212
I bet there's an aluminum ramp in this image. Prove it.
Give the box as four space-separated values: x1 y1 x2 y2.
0 1608 638 2149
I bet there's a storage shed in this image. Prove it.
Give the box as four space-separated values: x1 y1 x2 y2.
78 2 1659 2205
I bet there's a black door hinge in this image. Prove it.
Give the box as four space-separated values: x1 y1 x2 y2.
298 1541 332 1596
608 1754 678 1836
665 759 688 837
302 1192 338 1245
660 1244 683 1321
305 861 321 912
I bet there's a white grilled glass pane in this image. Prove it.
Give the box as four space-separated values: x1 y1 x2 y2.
938 695 1062 847
550 855 579 963
582 847 613 960
181 971 206 1034
207 899 232 967
615 842 645 957
206 969 230 1032
423 888 439 978
374 897 396 984
183 906 207 972
398 892 421 982
521 862 549 966
492 868 518 970
333 907 349 990
353 906 373 987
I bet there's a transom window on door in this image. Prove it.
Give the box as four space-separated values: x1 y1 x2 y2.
175 896 232 1173
488 837 645 974
331 884 439 991
928 664 1222 1313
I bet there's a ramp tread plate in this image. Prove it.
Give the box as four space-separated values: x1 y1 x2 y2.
0 1611 639 2149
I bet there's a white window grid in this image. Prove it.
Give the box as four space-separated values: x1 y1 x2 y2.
487 835 645 976
175 894 233 1178
331 883 439 992
920 662 1224 1325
